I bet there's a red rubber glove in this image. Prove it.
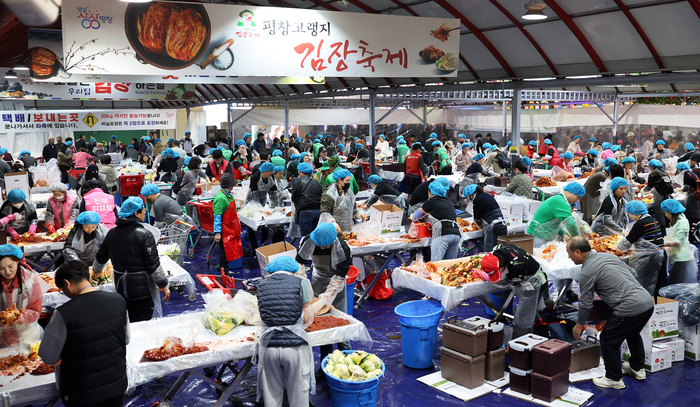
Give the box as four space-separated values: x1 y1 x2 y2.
46 225 56 234
29 224 37 235
7 228 19 240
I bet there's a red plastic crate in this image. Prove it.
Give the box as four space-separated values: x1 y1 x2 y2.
191 200 215 233
119 173 145 197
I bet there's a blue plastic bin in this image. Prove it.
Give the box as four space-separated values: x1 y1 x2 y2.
484 291 514 317
394 300 444 369
346 282 356 316
322 350 385 407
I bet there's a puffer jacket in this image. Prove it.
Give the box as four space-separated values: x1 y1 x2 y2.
95 216 167 300
57 152 71 167
504 173 534 199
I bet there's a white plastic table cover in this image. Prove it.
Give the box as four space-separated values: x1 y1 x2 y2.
0 365 58 406
29 193 52 206
15 240 65 256
533 169 552 179
238 214 291 231
126 308 372 391
377 169 404 182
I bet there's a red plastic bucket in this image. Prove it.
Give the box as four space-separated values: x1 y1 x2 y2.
346 266 360 284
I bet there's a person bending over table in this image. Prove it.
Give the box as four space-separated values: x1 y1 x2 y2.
62 211 108 267
0 189 38 240
141 184 188 228
295 223 352 379
40 260 128 407
463 184 506 252
644 159 675 230
362 174 400 209
568 237 653 390
214 174 243 275
45 182 80 234
481 244 547 339
0 244 42 346
244 162 285 250
591 177 629 236
93 197 169 322
504 158 534 199
410 181 460 261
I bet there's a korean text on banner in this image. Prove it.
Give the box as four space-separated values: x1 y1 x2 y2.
0 109 177 132
61 0 460 78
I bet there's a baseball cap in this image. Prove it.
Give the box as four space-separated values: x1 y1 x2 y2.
480 253 501 283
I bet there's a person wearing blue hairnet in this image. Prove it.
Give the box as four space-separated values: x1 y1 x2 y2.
62 211 108 266
270 149 286 171
648 139 670 161
460 153 496 195
463 184 507 252
94 196 170 322
591 177 629 236
45 182 80 235
483 142 508 176
107 135 120 154
324 156 359 194
179 130 194 156
675 162 700 235
410 181 461 261
643 159 674 228
141 183 187 228
504 159 534 199
18 150 35 169
599 142 615 162
256 255 314 407
363 174 401 210
375 134 389 154
352 143 370 164
319 169 358 233
231 141 252 180
123 142 140 161
394 138 410 164
156 148 179 183
245 161 285 250
567 135 583 155
431 140 453 175
580 149 599 173
0 189 38 240
660 199 698 285
291 162 323 237
0 244 43 346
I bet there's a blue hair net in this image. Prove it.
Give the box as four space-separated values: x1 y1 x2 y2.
316 134 323 139
353 137 359 141
165 148 177 158
432 140 442 147
544 139 552 145
611 145 621 152
310 223 338 247
677 162 691 172
436 177 449 189
355 143 364 150
482 143 492 150
589 137 597 142
244 132 252 139
610 177 629 192
529 140 537 146
603 158 618 166
144 136 151 141
314 140 323 145
458 134 466 139
65 141 73 147
118 196 144 217
463 184 477 197
272 149 283 156
290 154 299 160
19 150 30 157
428 182 446 197
656 140 665 145
587 149 599 156
184 157 191 166
489 145 497 152
235 139 246 147
337 144 345 151
298 162 313 174
648 159 663 168
661 199 685 214
368 175 382 185
562 152 574 160
520 157 532 167
686 142 695 151
168 138 175 143
413 142 422 146
573 135 581 140
563 182 586 197
332 169 352 180
161 151 167 158
398 140 406 145
76 211 101 225
298 152 309 162
141 184 160 196
260 162 275 173
296 136 302 142
155 139 161 143
429 132 438 139
621 157 636 164
265 256 299 274
0 244 22 259
126 145 134 150
111 135 117 139
602 142 612 150
626 201 648 216
397 136 404 140
273 166 284 174
7 189 25 203
473 153 485 161
379 135 385 140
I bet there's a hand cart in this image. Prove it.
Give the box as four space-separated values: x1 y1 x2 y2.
118 173 145 205
157 220 195 267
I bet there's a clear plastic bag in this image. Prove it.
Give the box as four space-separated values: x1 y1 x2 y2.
659 283 700 326
29 159 60 187
231 290 262 326
201 290 246 336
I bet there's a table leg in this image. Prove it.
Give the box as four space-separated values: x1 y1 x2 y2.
477 291 515 322
551 279 577 311
42 252 63 273
356 252 395 307
159 371 192 403
213 358 253 407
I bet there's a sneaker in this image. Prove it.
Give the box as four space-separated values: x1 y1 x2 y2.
592 376 625 389
622 361 646 380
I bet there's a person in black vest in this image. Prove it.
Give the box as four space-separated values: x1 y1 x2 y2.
39 260 128 407
257 256 313 407
291 162 323 237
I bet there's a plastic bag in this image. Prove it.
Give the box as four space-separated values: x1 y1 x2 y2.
573 212 592 237
231 290 262 326
29 159 60 187
239 200 264 218
310 275 345 314
201 290 245 336
659 283 700 326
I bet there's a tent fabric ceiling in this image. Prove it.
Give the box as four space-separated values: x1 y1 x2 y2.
1 0 699 108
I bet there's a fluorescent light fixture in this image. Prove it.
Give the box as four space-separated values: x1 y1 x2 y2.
523 2 547 20
5 69 17 79
14 63 29 71
119 0 151 2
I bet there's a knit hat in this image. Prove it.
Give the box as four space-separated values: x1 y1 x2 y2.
220 173 236 188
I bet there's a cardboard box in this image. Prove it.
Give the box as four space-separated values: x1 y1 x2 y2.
369 204 404 234
657 338 685 362
621 340 672 373
256 241 297 271
641 297 679 339
497 200 524 227
522 200 542 224
681 324 700 361
6 172 29 200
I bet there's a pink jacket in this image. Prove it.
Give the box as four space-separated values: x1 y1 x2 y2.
72 151 92 169
83 189 117 228
47 193 78 229
600 149 616 160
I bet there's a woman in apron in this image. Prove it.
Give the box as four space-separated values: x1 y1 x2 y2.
591 177 629 236
0 189 38 240
214 174 243 274
460 153 495 196
616 201 665 295
62 211 108 265
678 162 700 241
244 162 281 250
0 244 43 346
410 181 461 261
644 159 674 229
319 169 357 233
295 223 352 370
661 199 698 285
463 184 507 252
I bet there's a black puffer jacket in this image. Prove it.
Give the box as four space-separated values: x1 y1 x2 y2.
95 216 167 300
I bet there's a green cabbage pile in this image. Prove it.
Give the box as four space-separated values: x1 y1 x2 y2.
202 309 245 336
324 350 383 381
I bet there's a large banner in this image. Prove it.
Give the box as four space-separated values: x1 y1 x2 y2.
0 109 176 131
60 0 460 78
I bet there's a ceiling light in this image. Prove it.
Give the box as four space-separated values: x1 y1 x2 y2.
14 63 29 71
523 2 547 20
5 69 17 79
119 0 151 2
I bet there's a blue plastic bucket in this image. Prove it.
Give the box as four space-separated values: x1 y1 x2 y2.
394 300 444 369
484 291 514 317
346 282 356 316
322 350 385 391
322 350 385 407
228 257 243 270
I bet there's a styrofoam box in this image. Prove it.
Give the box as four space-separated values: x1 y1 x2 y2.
656 338 685 362
621 340 672 373
681 324 700 361
641 297 679 339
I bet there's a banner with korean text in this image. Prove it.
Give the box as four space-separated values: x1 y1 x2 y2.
0 109 177 132
60 0 460 78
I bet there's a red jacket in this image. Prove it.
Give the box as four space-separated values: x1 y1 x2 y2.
405 151 423 177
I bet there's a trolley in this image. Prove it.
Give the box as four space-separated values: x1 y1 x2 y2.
118 173 145 204
157 220 195 267
189 200 249 268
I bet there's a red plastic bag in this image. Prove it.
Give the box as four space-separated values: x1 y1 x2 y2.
360 269 394 300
